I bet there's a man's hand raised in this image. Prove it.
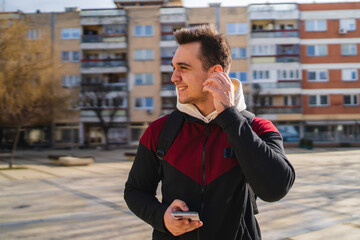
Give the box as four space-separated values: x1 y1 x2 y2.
203 72 235 114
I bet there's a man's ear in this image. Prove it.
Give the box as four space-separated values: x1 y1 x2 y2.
211 65 223 73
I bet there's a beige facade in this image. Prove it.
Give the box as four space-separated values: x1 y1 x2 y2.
127 7 161 122
52 11 81 147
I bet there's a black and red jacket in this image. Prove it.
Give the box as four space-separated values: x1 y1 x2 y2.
124 107 295 240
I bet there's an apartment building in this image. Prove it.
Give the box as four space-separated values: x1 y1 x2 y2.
248 3 302 143
299 2 360 145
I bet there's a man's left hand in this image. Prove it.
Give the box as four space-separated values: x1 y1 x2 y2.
203 72 235 114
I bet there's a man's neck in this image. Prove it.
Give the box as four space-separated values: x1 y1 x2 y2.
194 104 216 117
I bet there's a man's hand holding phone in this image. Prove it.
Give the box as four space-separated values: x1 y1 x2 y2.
164 199 203 236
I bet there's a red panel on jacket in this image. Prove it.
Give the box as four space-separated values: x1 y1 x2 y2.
139 115 280 187
251 117 279 136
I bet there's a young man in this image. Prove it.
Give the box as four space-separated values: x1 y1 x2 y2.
124 25 295 240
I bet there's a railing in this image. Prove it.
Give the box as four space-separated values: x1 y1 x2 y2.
81 59 126 68
253 81 301 89
251 30 299 38
82 34 126 43
161 84 175 90
276 56 300 62
304 132 335 142
254 106 302 114
80 9 126 17
161 34 175 41
161 57 172 65
81 83 127 92
80 109 127 117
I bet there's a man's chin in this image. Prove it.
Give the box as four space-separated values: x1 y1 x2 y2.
178 98 191 105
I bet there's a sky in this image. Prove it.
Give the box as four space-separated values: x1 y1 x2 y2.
2 0 359 13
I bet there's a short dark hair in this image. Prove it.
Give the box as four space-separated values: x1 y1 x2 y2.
174 24 232 73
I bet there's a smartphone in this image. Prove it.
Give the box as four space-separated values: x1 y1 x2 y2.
171 211 200 221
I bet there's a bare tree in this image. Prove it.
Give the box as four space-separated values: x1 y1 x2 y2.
80 83 126 149
0 20 67 168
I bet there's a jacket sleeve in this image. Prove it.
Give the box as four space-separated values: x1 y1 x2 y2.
124 135 169 233
214 107 295 202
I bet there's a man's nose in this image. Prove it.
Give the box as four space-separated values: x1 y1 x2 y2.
171 69 181 83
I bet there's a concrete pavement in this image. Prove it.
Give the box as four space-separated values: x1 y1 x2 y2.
0 147 359 239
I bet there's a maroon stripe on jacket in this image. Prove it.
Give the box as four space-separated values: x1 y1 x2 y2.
251 117 279 136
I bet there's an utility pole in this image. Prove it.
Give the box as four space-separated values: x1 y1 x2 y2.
2 0 5 12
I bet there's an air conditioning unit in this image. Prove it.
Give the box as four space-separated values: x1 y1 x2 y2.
146 109 154 114
338 28 347 34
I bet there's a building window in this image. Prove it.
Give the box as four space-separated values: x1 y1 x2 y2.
27 29 44 40
231 47 247 59
283 95 298 106
61 75 80 87
134 97 154 109
61 28 81 39
344 94 358 106
61 51 80 62
251 45 276 56
161 47 177 58
134 49 154 60
340 19 356 31
135 73 154 85
305 20 327 32
307 70 328 81
306 45 327 56
309 95 329 106
278 69 300 80
341 44 357 56
103 25 126 35
134 25 154 37
256 96 273 106
253 70 270 80
227 23 247 35
342 69 358 81
229 72 247 82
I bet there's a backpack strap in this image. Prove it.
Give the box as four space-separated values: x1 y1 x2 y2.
156 109 184 161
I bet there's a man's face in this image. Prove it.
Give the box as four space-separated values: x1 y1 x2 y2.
171 42 212 108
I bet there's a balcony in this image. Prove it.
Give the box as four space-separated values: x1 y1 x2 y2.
160 7 187 23
81 59 127 74
161 83 176 97
248 4 299 20
81 34 127 49
254 81 301 88
251 29 299 38
160 35 177 47
161 57 172 66
254 106 302 114
80 109 128 123
80 9 127 26
81 83 127 93
276 56 300 62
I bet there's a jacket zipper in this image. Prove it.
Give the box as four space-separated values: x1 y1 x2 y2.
199 125 210 239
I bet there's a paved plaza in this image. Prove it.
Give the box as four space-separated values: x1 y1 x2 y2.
0 147 359 240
